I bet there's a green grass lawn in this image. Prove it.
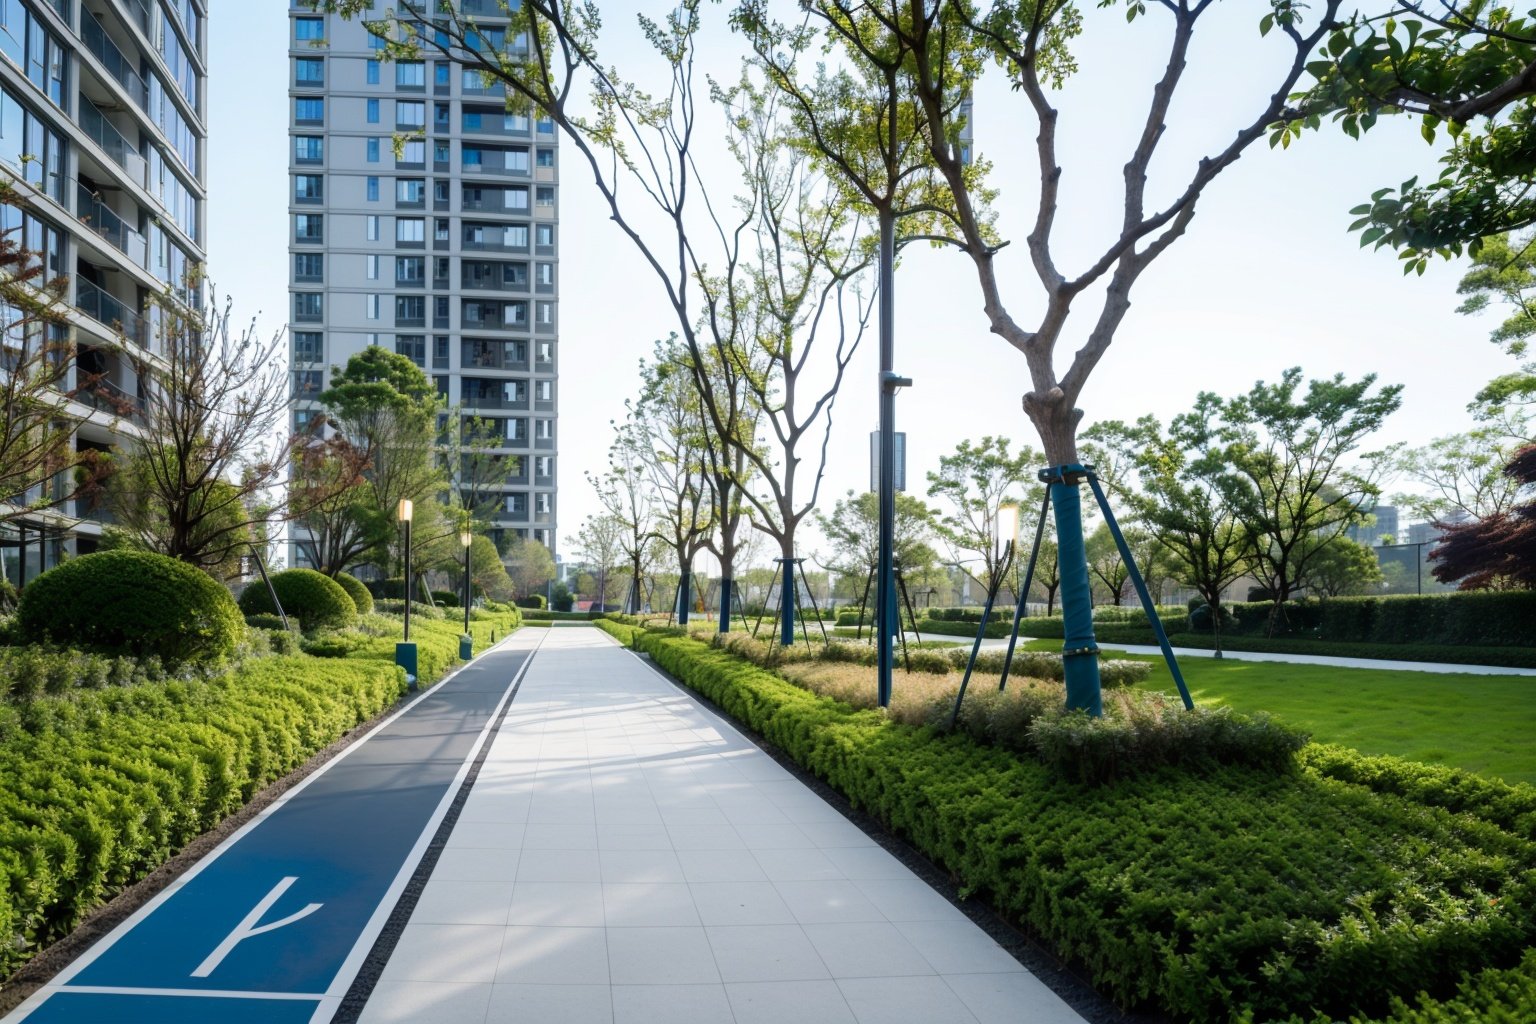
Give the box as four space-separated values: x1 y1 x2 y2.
1019 638 1536 785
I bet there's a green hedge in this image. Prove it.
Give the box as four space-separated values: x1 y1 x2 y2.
526 610 604 621
17 551 245 667
1316 591 1536 647
333 573 374 616
1106 633 1536 669
0 611 522 982
238 570 356 635
594 619 1536 1024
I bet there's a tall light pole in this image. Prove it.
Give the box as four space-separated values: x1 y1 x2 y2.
396 498 417 688
460 527 473 659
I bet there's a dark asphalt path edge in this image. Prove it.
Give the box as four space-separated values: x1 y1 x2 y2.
603 629 1168 1024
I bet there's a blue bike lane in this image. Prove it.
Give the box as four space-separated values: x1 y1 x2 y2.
5 634 539 1024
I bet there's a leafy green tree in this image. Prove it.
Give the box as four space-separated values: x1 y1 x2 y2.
925 436 1039 594
1453 232 1536 424
814 489 937 626
503 536 555 600
1214 368 1402 629
466 534 514 602
1084 522 1130 606
1281 7 1536 267
1432 444 1536 589
1299 534 1383 598
1088 411 1255 650
1394 425 1530 524
568 513 626 611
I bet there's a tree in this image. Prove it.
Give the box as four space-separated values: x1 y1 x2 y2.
110 296 310 575
467 534 514 602
1088 412 1255 650
0 194 105 528
815 489 936 626
1394 425 1530 523
291 430 372 577
926 436 1038 594
787 0 1344 713
1432 444 1536 589
1299 534 1383 597
503 536 555 600
568 513 626 611
1452 232 1536 424
1216 369 1402 630
590 428 657 614
1283 7 1536 267
451 415 518 527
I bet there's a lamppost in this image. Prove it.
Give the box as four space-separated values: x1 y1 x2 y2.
459 527 473 657
396 498 417 687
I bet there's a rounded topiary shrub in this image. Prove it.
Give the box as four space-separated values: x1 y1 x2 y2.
238 569 356 634
333 572 374 615
18 550 245 667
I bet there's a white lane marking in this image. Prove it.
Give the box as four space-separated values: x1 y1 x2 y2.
308 627 549 1024
191 877 323 979
53 986 324 1001
4 629 534 1024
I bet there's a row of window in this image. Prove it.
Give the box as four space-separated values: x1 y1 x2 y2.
293 290 557 327
0 199 62 279
301 213 558 250
0 81 63 203
0 1 67 109
293 134 556 171
292 331 555 369
296 173 553 212
292 253 554 289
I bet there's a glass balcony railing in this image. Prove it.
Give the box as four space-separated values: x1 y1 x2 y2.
75 278 148 347
76 185 147 268
80 100 147 187
81 9 149 110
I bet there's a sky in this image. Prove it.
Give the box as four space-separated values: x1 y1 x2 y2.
207 4 1519 570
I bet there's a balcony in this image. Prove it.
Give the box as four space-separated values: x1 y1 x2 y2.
76 185 147 268
76 374 146 426
76 278 148 347
80 99 147 188
122 0 151 34
81 9 150 111
462 341 528 371
461 392 528 412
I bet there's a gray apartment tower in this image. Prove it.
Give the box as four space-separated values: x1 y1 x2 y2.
0 0 206 583
287 3 559 567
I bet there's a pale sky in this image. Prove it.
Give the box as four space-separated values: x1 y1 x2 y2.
209 5 1517 569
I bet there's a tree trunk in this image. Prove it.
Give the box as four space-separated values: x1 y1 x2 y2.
777 540 796 647
677 555 691 626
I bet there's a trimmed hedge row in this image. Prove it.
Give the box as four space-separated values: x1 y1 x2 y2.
595 619 1536 1024
0 610 522 981
237 569 356 635
1096 632 1536 669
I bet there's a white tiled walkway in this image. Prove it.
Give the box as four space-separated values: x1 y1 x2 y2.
360 627 1085 1024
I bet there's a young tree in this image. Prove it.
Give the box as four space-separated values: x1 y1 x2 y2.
589 437 656 614
468 534 515 602
1215 368 1402 630
788 0 1344 713
1084 523 1131 606
814 489 936 627
291 430 373 577
1394 425 1531 524
1089 410 1255 651
1451 232 1536 425
925 436 1038 594
110 296 310 575
1299 534 1383 598
502 535 555 600
568 513 626 610
0 199 108 530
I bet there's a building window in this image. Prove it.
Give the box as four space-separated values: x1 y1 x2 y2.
395 61 424 87
507 186 529 210
366 59 380 84
294 16 325 41
507 225 529 248
535 380 552 401
504 302 527 326
294 292 323 321
295 57 324 85
295 213 323 243
295 136 323 163
536 117 554 134
536 224 554 247
294 174 323 202
395 295 425 323
295 97 324 123
536 148 554 168
399 139 425 165
396 256 424 284
507 493 527 514
366 215 380 241
434 218 449 242
505 113 530 133
396 218 424 243
366 294 380 320
396 178 424 203
507 148 530 172
434 335 450 368
535 492 551 514
396 100 425 128
395 334 425 366
536 262 553 286
293 370 323 397
536 186 554 207
462 146 482 168
366 97 379 124
536 301 554 324
506 418 526 441
294 252 323 281
537 340 553 362
366 253 380 279
293 331 324 363
365 175 379 202
534 419 553 440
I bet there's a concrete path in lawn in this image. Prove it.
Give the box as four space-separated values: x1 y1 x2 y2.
907 632 1536 676
354 626 1085 1024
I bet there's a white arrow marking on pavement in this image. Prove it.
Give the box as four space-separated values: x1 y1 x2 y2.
191 876 323 979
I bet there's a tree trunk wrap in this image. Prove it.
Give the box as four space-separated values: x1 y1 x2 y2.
678 560 692 626
1049 473 1103 716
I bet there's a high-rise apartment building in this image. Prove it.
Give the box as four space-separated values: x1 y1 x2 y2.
0 0 207 583
287 3 559 567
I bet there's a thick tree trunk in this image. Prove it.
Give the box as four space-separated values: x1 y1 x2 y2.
677 555 691 626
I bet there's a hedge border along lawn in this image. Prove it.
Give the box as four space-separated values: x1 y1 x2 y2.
594 618 1536 1024
0 607 522 982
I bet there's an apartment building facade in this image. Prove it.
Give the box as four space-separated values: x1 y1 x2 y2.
0 0 206 584
287 1 560 567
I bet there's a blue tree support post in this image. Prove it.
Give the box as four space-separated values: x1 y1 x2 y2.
677 562 692 626
1042 465 1103 716
776 557 796 646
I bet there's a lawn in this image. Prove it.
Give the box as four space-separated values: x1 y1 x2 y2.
1017 639 1536 785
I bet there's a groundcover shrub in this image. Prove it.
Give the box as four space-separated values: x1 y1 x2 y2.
333 572 374 615
238 569 356 634
17 551 245 667
595 619 1536 1024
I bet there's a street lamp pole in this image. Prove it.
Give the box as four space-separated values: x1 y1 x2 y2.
460 528 473 636
396 499 417 688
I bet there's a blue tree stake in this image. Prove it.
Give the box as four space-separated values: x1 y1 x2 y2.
948 540 1014 730
1084 473 1195 710
999 489 1052 692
